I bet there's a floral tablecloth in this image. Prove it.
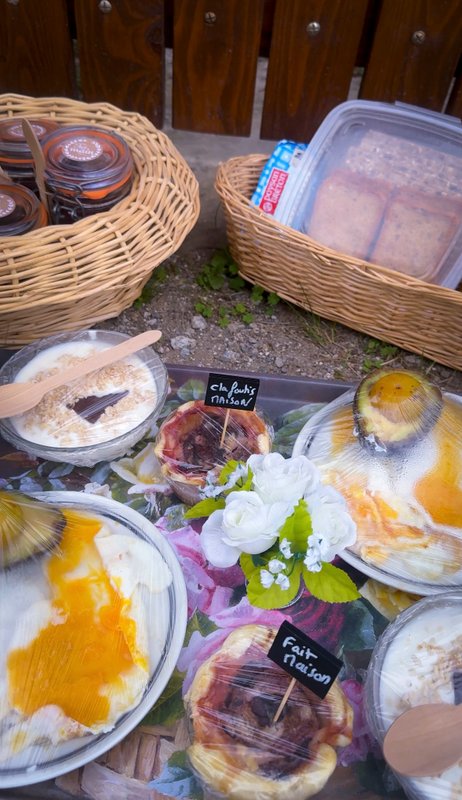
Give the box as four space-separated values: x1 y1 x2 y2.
0 366 408 800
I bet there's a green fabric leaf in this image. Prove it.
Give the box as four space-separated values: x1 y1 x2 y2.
176 379 206 401
141 669 185 726
183 610 218 646
278 499 312 554
218 460 241 484
303 562 360 603
184 497 225 519
241 552 302 609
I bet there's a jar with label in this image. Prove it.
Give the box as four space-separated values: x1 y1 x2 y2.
0 118 60 192
0 181 48 236
41 126 134 224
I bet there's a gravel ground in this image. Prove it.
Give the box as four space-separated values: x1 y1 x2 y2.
100 248 462 393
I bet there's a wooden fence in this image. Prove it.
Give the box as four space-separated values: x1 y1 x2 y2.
0 0 461 141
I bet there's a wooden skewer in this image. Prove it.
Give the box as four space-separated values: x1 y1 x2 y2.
272 677 296 724
219 408 231 447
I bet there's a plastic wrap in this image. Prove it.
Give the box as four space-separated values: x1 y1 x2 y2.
365 592 462 800
0 329 168 467
185 624 353 800
0 489 187 789
293 368 462 594
154 399 273 504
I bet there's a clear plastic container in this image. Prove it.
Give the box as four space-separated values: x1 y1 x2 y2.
276 100 462 287
365 591 462 800
292 367 462 594
0 329 168 466
41 125 134 223
0 180 48 235
0 489 187 789
0 117 60 191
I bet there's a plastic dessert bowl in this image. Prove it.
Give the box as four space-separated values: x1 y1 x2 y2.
0 490 187 789
0 329 168 466
365 591 462 800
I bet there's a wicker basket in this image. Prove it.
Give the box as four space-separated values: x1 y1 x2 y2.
216 154 462 372
0 94 199 347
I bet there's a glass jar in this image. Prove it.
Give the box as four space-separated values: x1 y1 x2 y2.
0 181 48 236
41 125 134 224
0 117 60 192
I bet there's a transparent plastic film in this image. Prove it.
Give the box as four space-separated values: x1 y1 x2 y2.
366 593 462 800
0 490 182 786
185 624 353 800
0 330 168 467
154 399 273 504
293 368 462 593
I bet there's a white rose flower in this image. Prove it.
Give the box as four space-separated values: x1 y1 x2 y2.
200 491 290 567
306 486 356 562
248 453 321 506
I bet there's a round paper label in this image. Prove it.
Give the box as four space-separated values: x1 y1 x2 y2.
62 137 103 162
8 122 47 139
0 193 15 218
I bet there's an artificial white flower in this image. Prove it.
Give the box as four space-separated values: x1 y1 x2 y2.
268 558 285 574
201 490 290 567
260 569 275 588
83 482 112 498
110 443 170 495
279 538 293 558
201 463 248 498
275 573 290 590
304 545 322 573
248 452 320 507
305 486 357 562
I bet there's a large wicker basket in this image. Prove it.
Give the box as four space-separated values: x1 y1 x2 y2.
216 154 462 372
0 94 199 347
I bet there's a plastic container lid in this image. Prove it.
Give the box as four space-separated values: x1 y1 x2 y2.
276 100 462 288
41 125 134 200
0 180 48 235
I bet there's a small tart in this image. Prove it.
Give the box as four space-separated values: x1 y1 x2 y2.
154 400 271 504
185 624 353 800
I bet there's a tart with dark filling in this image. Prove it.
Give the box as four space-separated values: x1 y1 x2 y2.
154 400 272 504
185 625 353 800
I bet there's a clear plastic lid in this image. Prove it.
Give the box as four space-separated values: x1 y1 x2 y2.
365 591 462 800
0 330 168 467
41 125 134 200
0 489 187 789
277 100 462 288
185 623 353 800
0 117 60 173
154 400 273 505
293 368 462 594
0 180 48 235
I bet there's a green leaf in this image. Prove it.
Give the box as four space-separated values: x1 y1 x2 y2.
218 315 230 328
229 276 246 290
218 460 241 483
278 499 312 554
241 552 302 609
251 284 265 303
210 251 228 269
184 609 218 646
184 496 225 519
233 302 247 315
177 379 206 401
303 562 360 603
141 668 185 726
267 291 280 306
241 312 254 324
342 600 377 651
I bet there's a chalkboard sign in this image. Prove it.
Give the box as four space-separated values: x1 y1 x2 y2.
204 372 260 411
268 621 342 699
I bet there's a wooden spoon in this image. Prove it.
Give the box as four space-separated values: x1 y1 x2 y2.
383 702 462 777
0 330 162 419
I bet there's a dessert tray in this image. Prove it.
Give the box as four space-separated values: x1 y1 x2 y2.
1 361 454 800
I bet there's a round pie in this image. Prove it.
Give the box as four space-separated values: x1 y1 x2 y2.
154 400 271 504
185 624 353 800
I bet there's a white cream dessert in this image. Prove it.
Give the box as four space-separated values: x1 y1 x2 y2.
0 508 171 769
377 603 462 799
10 340 158 448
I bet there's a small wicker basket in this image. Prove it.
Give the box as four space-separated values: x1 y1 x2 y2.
0 94 200 347
216 154 462 372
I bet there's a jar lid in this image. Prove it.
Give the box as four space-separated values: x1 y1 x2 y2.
0 181 47 236
0 118 60 165
42 126 134 200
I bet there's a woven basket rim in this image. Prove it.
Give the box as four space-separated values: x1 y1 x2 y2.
215 153 462 302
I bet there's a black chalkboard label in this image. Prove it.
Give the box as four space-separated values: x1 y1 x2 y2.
267 621 342 699
204 372 260 411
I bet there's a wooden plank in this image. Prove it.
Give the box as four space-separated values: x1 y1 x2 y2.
261 0 369 142
360 0 462 110
173 0 264 136
0 0 75 97
75 0 164 127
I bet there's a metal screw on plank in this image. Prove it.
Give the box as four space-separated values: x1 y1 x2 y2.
306 21 321 36
98 0 112 12
204 11 217 24
411 30 426 45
